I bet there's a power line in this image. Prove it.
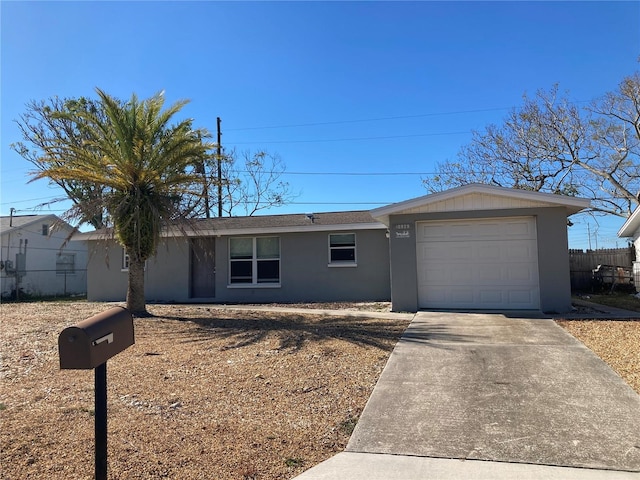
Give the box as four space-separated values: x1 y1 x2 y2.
286 202 390 205
223 98 591 133
279 171 435 176
229 130 470 145
225 107 511 132
1 195 65 205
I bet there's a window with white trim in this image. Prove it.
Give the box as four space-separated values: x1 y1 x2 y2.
56 253 75 275
229 237 280 285
329 233 356 266
121 250 146 271
122 249 130 271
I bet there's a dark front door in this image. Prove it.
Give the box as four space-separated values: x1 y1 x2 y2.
190 238 216 298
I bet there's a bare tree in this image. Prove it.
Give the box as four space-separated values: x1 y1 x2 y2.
219 149 297 216
11 97 110 228
588 72 640 215
424 74 640 218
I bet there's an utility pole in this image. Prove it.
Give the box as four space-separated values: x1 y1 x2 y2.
217 117 223 217
202 162 211 219
7 208 14 260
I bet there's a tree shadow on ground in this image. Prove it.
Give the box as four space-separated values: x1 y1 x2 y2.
399 322 487 349
142 309 481 353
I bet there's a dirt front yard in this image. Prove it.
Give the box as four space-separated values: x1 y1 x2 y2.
1 302 639 480
0 302 410 479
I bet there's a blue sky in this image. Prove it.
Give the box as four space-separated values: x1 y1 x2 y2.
1 1 639 249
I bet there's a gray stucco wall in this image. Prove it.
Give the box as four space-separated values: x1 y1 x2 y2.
86 241 128 302
86 238 192 302
534 207 572 313
387 207 573 313
214 229 390 303
86 229 390 304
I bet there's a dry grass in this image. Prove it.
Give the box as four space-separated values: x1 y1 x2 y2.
2 301 639 480
0 302 409 480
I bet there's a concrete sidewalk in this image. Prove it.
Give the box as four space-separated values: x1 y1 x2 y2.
295 453 640 479
295 311 640 479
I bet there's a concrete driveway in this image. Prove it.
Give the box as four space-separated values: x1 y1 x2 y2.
297 311 640 479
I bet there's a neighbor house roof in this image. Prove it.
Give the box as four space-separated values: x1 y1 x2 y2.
618 207 640 238
371 183 591 225
0 214 61 234
73 210 387 241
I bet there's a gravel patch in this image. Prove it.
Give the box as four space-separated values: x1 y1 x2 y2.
556 318 640 394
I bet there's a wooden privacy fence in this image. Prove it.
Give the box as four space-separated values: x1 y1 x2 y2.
569 247 635 291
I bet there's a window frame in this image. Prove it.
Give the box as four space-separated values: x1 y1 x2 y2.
228 236 281 288
56 253 76 275
121 249 146 272
328 232 357 267
121 249 130 271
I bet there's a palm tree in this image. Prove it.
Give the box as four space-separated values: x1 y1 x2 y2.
31 88 212 314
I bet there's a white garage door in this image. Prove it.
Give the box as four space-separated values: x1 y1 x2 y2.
416 217 540 310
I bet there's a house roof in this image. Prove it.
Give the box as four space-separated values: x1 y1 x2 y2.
74 210 387 241
371 183 591 225
618 207 640 238
0 214 61 234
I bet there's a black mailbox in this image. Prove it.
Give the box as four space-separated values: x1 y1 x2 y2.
59 306 134 369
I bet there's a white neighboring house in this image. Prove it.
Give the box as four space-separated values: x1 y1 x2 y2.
0 214 88 298
618 207 640 285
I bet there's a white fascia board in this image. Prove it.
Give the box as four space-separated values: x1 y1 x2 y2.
618 208 640 238
182 222 387 237
75 222 387 241
71 231 110 241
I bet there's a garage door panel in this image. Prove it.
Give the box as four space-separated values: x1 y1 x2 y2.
449 224 476 239
477 267 503 283
422 260 537 279
417 217 539 310
507 264 538 282
450 266 471 283
502 220 535 236
421 241 537 263
451 289 476 304
506 245 534 259
476 244 502 261
420 244 473 261
508 289 538 304
420 220 536 240
421 264 538 287
421 287 540 310
478 290 503 304
422 287 475 306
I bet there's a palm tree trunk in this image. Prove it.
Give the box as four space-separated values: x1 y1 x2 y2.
127 259 147 315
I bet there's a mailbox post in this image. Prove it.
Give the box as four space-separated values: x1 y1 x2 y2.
59 306 134 480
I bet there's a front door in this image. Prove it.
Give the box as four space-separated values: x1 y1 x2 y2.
190 238 216 298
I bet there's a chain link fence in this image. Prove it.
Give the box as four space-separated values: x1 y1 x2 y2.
1 269 87 300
